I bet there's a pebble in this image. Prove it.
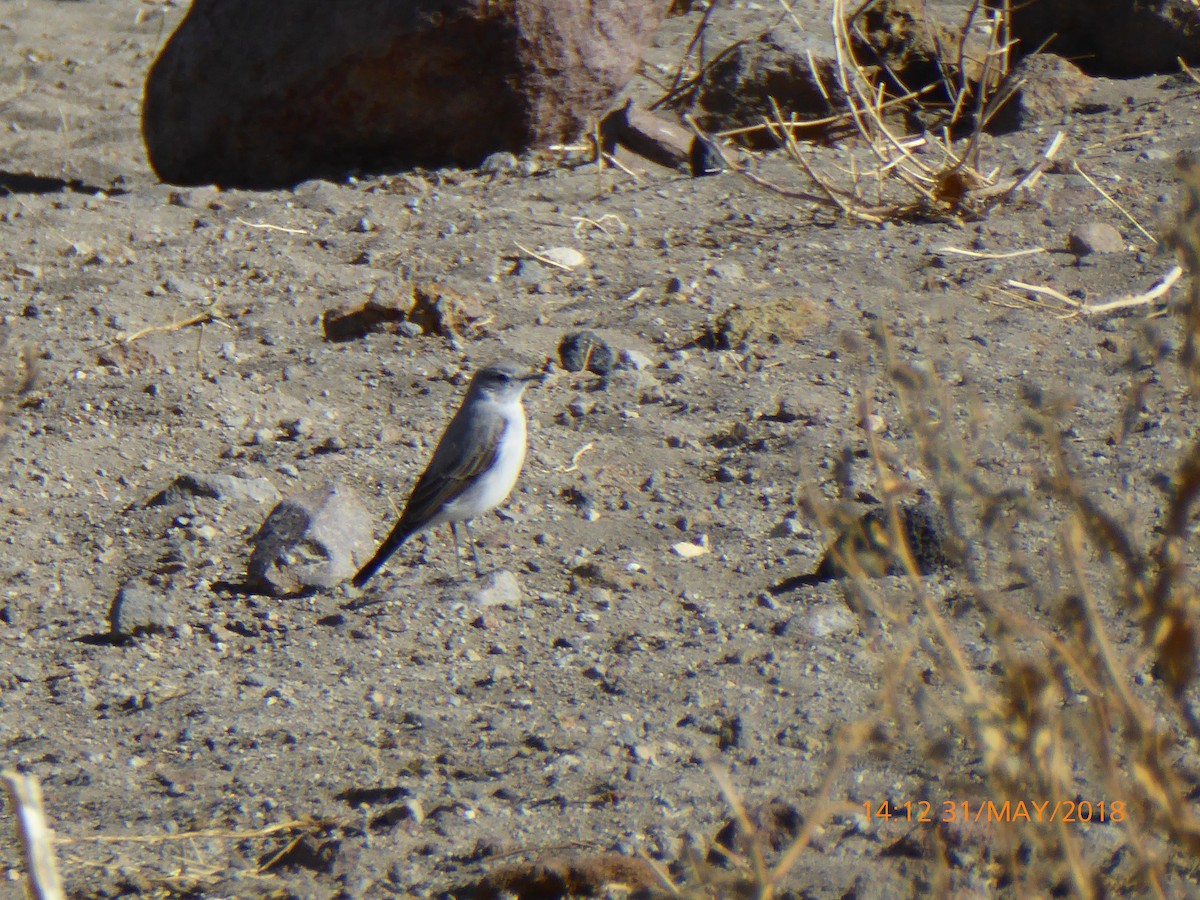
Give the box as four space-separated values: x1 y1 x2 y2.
469 570 522 608
541 247 586 270
480 151 519 174
690 136 724 177
163 274 208 300
514 258 546 283
671 536 710 558
802 604 858 638
616 348 652 371
771 515 804 537
1068 222 1124 256
707 260 745 281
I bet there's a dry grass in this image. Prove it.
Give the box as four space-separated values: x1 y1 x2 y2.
663 157 1200 900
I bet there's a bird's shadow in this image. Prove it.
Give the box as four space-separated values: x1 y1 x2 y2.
210 578 318 600
341 572 464 611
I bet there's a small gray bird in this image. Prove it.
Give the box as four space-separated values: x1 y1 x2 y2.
353 360 537 587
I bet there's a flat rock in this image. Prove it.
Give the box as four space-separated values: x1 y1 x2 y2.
147 472 280 507
143 0 671 186
248 481 374 595
468 569 523 608
600 101 691 170
700 296 829 350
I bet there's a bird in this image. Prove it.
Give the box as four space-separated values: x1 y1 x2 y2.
353 360 537 587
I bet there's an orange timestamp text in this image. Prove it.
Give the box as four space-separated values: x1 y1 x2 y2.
863 799 1126 825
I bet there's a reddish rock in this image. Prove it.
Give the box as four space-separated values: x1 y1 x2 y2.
143 0 670 187
600 100 692 170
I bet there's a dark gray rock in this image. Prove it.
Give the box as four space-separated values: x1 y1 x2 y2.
147 472 280 507
248 481 374 595
688 30 841 145
110 582 179 638
810 498 961 582
559 331 614 375
689 136 725 177
990 53 1094 132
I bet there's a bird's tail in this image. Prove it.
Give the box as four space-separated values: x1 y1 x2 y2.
352 522 412 587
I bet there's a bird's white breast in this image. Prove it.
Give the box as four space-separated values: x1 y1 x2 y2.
443 402 526 520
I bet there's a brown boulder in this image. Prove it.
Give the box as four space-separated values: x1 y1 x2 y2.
143 0 670 187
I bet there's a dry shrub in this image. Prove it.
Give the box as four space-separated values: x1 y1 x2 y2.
674 159 1200 899
686 0 1057 223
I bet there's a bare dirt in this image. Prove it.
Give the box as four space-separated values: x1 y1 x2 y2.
2 1 1199 898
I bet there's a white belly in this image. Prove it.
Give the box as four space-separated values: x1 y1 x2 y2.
440 409 526 522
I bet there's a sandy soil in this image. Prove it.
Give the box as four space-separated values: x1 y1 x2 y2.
2 1 1199 897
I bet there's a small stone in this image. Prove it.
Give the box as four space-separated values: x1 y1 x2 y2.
858 413 886 434
715 465 738 484
480 151 519 174
617 348 652 371
285 417 312 439
192 524 219 542
559 331 614 375
707 260 745 281
541 247 586 270
810 498 959 581
802 604 857 639
1068 222 1124 256
671 537 710 559
770 515 803 538
469 569 522 608
690 136 724 177
247 481 374 594
109 582 178 639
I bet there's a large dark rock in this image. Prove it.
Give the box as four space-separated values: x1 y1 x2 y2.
988 53 1094 133
1008 0 1200 76
143 0 670 187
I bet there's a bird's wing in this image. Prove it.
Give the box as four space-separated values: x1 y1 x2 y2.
397 408 506 531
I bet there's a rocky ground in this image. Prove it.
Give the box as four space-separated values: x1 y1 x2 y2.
2 1 1200 898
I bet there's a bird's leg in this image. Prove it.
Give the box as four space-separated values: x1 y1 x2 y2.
448 523 465 580
463 521 482 578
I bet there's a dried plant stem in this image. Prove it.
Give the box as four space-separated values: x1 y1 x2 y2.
2 770 66 900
